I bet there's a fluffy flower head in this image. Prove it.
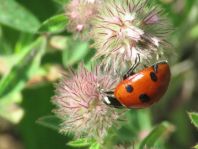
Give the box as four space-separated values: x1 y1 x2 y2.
65 0 102 38
52 65 121 141
92 0 171 69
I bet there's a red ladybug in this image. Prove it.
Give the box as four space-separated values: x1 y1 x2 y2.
102 55 171 108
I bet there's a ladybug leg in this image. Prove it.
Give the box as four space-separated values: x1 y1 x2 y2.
153 60 168 73
123 53 140 79
153 63 158 73
104 91 114 94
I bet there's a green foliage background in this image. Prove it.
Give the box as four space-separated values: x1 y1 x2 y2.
0 0 198 149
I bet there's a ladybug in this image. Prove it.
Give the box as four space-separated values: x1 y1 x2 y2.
102 55 171 108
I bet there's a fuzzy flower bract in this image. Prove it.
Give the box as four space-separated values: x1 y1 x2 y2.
65 0 102 39
92 0 172 70
52 65 122 141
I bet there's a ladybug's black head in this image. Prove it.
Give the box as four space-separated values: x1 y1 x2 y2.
102 91 124 108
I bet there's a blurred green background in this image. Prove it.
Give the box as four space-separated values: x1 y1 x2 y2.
0 0 198 149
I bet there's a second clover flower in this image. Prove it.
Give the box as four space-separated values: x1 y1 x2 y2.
92 0 172 70
65 0 102 39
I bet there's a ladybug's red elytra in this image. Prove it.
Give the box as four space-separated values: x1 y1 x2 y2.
102 55 171 108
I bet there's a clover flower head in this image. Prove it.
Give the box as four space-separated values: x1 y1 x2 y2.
92 0 172 70
65 0 102 39
52 64 122 141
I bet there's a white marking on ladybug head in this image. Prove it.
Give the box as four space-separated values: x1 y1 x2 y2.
104 96 111 105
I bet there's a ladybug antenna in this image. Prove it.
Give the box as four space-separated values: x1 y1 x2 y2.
123 53 140 79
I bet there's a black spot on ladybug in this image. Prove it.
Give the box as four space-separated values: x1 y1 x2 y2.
150 72 158 82
139 94 150 103
125 85 133 93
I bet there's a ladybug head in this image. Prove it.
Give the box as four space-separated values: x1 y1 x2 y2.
101 91 124 108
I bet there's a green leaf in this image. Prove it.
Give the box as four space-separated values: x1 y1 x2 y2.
38 14 68 33
36 115 62 130
0 37 46 99
63 38 90 66
0 0 40 33
89 143 100 149
14 33 35 53
137 109 152 130
67 138 95 147
139 122 174 149
53 0 69 5
188 112 198 128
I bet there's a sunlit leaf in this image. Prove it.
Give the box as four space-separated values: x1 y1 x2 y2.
188 112 198 128
0 0 40 33
14 33 35 53
50 35 68 50
0 102 24 124
0 37 46 99
67 138 95 147
89 142 100 149
193 144 198 149
189 25 198 39
38 14 68 33
139 122 174 149
36 115 62 130
0 92 24 123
